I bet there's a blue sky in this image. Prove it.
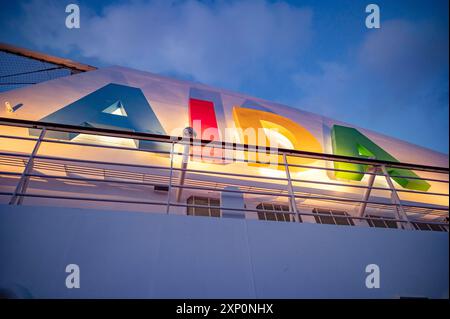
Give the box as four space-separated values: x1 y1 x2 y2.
0 0 448 153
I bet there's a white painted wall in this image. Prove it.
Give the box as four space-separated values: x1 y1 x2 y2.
0 204 447 298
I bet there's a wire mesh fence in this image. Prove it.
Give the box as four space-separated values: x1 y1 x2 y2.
0 43 95 93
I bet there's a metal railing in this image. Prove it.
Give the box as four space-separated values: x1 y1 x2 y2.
0 117 448 231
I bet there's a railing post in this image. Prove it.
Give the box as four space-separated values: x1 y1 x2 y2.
175 127 193 203
165 141 175 214
380 164 412 230
357 165 378 218
9 127 46 205
282 153 300 222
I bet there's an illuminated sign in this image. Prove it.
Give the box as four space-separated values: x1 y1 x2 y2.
331 125 430 191
188 89 225 163
30 83 169 152
30 82 429 191
232 106 323 172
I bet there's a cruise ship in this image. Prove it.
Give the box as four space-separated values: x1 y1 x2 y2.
0 43 448 299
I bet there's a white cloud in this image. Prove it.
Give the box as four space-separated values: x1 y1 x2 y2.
15 0 313 89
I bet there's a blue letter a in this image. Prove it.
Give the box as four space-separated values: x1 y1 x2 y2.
30 83 168 152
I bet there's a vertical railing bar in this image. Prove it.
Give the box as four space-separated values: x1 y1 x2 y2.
176 127 193 203
357 163 378 218
283 152 300 222
166 141 175 214
380 164 412 230
9 128 46 205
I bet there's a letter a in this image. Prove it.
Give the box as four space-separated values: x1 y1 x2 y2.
65 264 80 289
365 4 380 29
65 4 80 29
331 124 430 191
365 264 380 289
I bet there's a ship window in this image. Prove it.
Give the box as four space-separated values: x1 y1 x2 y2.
312 208 354 226
367 215 398 229
412 221 448 232
256 203 297 222
187 196 220 218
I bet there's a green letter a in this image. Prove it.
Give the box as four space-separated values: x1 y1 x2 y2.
331 125 430 191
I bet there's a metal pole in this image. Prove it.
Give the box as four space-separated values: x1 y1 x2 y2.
357 166 377 217
282 153 300 222
380 165 412 230
9 128 46 205
165 141 175 214
175 127 193 203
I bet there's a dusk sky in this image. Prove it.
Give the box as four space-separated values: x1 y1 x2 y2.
0 0 448 153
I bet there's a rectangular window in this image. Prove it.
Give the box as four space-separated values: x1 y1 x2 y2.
367 215 398 229
312 208 354 226
256 203 296 222
187 196 220 218
412 221 448 232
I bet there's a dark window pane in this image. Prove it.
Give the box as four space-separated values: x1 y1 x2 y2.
257 212 266 220
332 211 347 216
313 215 321 224
312 209 324 224
319 215 335 225
368 215 398 229
414 223 431 231
429 224 445 232
385 220 398 229
368 218 384 228
186 196 221 218
196 207 209 217
256 203 293 222
196 198 209 206
210 208 220 218
274 212 285 222
210 199 220 207
413 222 449 232
348 217 355 226
334 216 351 226
313 209 353 226
332 211 353 225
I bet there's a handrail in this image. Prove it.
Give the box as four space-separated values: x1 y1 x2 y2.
0 191 447 228
0 117 448 173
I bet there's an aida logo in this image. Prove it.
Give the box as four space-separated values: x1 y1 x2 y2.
31 83 430 191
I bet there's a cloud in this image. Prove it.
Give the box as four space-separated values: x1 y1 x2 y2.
13 0 313 89
292 19 449 152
